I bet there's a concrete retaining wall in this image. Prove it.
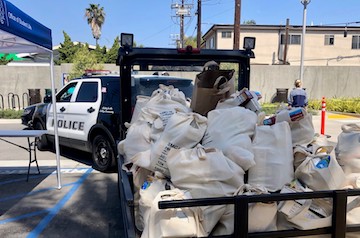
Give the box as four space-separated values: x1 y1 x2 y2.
251 65 360 104
0 64 359 109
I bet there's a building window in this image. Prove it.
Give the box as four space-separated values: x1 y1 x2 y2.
210 37 215 49
280 34 301 45
324 35 334 45
352 35 360 49
221 31 232 38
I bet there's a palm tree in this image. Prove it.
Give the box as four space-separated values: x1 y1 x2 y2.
85 4 105 45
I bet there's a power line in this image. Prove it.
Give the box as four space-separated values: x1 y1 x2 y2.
319 21 360 26
138 24 174 44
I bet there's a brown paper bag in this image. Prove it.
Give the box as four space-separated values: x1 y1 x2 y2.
191 69 235 116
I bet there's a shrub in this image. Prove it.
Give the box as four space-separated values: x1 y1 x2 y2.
0 109 23 119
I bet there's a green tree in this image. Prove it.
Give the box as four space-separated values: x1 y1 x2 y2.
0 54 13 65
243 20 256 25
184 36 197 47
93 44 106 63
69 47 103 78
85 4 105 45
105 36 120 64
55 31 80 64
133 41 144 48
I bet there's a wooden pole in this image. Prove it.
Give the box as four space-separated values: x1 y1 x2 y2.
197 0 201 48
233 0 241 49
283 18 290 64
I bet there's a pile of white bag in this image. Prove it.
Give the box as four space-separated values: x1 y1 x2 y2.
118 85 360 238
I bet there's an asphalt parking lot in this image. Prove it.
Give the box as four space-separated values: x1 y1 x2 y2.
0 168 124 238
0 120 125 238
1 112 360 237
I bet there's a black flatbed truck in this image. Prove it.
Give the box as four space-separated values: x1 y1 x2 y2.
116 44 360 238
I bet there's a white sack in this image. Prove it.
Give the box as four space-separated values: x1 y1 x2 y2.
277 181 333 230
295 154 346 190
276 107 315 146
151 84 189 107
132 112 207 177
278 181 360 231
139 173 175 231
335 123 360 175
235 184 277 233
141 189 206 238
279 198 332 230
119 87 191 163
347 196 360 225
248 122 294 192
122 164 153 231
167 145 245 235
202 107 257 171
293 134 337 170
131 95 150 124
118 120 152 164
141 88 191 140
212 184 278 236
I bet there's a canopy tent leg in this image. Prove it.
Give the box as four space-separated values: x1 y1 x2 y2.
50 52 62 189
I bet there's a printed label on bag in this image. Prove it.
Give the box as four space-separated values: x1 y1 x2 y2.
159 110 175 128
153 142 180 177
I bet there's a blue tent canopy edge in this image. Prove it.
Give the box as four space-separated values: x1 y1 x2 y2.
0 0 61 188
0 0 52 51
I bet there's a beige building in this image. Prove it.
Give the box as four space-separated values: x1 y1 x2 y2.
202 24 360 66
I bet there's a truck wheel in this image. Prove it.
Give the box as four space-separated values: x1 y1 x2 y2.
92 135 115 172
34 122 49 151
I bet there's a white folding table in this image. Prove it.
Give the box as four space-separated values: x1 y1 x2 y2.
0 130 47 181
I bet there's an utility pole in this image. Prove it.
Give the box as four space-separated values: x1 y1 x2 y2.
171 1 192 48
283 18 290 64
180 0 185 48
300 0 311 83
233 0 241 49
196 0 201 48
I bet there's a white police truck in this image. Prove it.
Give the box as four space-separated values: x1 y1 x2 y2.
24 70 193 172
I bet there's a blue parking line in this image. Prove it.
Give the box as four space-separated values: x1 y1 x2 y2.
0 167 92 186
27 168 93 238
0 209 49 225
0 182 76 203
0 174 50 186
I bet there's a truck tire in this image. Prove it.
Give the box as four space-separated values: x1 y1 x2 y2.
34 121 49 151
92 134 115 172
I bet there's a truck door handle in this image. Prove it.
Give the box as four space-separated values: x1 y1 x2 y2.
87 107 95 113
60 107 66 112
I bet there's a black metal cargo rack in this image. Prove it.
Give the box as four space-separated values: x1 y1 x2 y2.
116 46 360 238
116 46 254 140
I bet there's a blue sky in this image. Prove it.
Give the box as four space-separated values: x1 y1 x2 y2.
7 0 360 48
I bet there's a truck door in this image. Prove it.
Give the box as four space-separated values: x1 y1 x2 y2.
47 81 78 139
64 79 101 143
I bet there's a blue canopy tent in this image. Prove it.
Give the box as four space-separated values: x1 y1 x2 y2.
0 0 61 188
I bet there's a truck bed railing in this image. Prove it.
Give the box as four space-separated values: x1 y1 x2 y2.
118 157 137 238
118 155 360 238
